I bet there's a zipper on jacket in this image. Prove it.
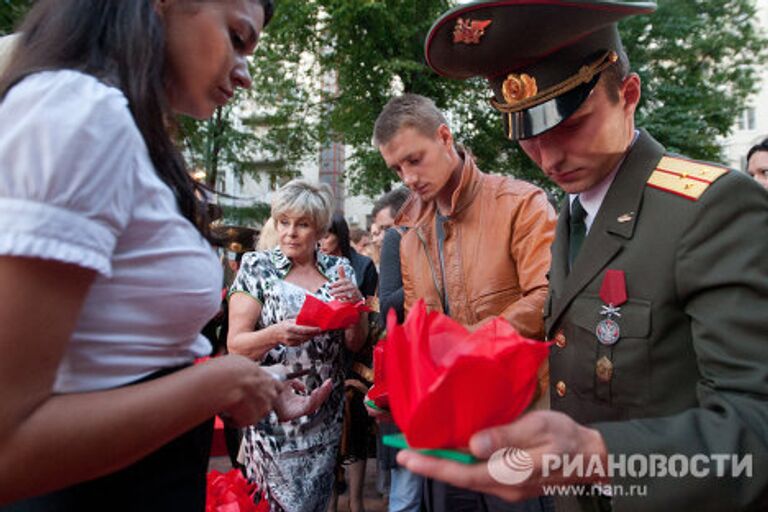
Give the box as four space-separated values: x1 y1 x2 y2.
415 227 446 313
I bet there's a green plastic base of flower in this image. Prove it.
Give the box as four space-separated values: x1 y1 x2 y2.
364 399 387 412
382 433 477 464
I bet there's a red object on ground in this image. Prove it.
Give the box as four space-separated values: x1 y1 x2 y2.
211 416 227 457
384 300 550 449
206 469 268 512
295 295 369 330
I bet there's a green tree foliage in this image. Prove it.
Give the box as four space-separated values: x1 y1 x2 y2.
0 0 31 35
245 0 765 198
623 0 766 162
4 1 764 200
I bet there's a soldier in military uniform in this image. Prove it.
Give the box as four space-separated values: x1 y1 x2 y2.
396 1 768 511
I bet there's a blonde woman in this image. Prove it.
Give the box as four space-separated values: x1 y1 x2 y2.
228 180 368 512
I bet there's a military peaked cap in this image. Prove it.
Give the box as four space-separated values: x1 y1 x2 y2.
425 1 656 140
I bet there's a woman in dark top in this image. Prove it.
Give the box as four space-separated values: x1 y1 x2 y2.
321 213 379 512
378 228 406 325
375 227 424 512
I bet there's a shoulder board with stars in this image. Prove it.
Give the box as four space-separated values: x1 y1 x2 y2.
647 155 730 201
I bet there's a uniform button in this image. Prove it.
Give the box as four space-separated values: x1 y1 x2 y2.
554 331 567 349
555 380 567 397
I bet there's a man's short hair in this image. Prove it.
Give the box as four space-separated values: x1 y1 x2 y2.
350 227 369 244
372 186 412 221
372 93 448 147
599 50 631 104
747 138 768 164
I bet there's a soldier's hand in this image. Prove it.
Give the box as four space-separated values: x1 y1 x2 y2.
396 410 607 503
364 392 393 422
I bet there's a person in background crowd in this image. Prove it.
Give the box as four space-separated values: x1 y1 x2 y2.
322 213 379 512
209 225 260 470
322 213 378 300
350 227 372 257
370 188 410 261
0 1 330 509
228 180 368 512
374 187 412 327
257 216 279 251
367 223 383 269
372 93 556 512
367 187 427 512
399 2 768 511
746 137 768 190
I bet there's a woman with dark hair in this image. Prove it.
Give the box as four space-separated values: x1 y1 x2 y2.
321 213 378 299
0 1 329 509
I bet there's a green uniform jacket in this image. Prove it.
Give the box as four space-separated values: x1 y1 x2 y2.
544 130 768 511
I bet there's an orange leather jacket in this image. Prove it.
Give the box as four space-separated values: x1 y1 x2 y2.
396 151 556 339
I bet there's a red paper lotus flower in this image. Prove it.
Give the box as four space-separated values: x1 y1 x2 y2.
295 294 368 330
384 300 550 449
368 340 389 408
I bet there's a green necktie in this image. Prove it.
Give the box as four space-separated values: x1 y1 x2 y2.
569 196 587 268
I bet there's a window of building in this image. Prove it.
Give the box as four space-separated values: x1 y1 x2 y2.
737 107 756 131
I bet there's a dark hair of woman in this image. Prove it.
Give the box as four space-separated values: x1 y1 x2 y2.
0 0 274 235
328 212 352 260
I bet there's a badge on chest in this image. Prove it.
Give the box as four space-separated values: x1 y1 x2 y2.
596 269 627 346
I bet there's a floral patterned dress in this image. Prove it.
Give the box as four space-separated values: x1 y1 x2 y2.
229 247 356 512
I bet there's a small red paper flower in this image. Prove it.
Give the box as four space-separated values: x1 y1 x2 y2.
384 300 550 449
206 469 266 512
295 294 368 330
368 340 389 408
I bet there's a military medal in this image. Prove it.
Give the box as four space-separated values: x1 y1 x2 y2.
596 269 627 346
596 317 620 345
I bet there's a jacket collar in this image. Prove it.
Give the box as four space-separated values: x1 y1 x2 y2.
269 246 335 280
396 147 483 228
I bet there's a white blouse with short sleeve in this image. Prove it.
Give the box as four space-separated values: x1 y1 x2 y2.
0 70 222 393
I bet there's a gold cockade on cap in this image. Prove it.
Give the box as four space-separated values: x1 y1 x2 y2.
491 50 618 114
501 73 538 105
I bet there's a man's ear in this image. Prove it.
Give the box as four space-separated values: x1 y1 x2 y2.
621 73 641 116
436 123 454 149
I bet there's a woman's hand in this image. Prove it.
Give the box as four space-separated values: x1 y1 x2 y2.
329 267 362 303
274 378 334 421
270 319 321 346
215 355 284 427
